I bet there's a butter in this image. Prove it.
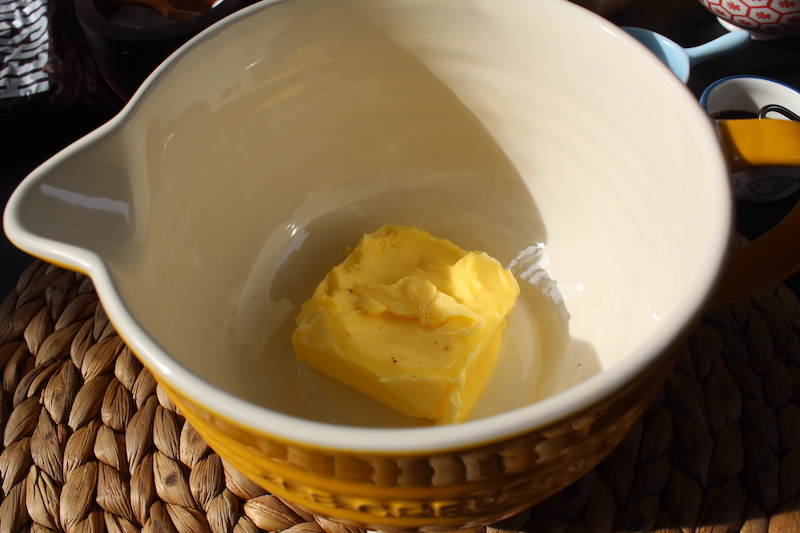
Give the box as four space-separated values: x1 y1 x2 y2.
291 225 520 424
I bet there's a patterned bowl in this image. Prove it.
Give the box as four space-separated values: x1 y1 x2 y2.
698 0 800 37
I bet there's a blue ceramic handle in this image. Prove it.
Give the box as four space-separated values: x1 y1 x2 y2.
685 30 751 66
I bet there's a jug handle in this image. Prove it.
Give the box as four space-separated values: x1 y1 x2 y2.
709 119 800 308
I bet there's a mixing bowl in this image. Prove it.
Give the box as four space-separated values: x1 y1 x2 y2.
5 0 800 530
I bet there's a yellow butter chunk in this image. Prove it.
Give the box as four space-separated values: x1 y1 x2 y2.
292 225 520 425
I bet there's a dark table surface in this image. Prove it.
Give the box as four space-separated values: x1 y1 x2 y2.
1 0 799 299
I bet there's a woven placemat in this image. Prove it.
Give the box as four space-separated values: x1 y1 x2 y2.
1 258 799 533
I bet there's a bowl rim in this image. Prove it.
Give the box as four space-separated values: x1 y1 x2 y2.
700 74 800 113
3 0 734 453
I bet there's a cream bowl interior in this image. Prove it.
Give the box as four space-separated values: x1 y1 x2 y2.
4 0 732 448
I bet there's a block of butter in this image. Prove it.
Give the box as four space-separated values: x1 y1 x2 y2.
291 224 520 425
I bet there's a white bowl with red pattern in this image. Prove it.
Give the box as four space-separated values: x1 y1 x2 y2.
698 0 800 37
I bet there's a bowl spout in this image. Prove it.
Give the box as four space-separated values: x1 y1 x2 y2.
4 129 140 271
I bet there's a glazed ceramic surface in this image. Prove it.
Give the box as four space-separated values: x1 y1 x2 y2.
4 0 733 529
623 27 750 83
701 76 800 202
698 0 800 37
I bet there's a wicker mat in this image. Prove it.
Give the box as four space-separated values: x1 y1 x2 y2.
1 259 800 533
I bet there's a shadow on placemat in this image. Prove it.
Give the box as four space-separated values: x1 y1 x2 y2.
0 258 799 533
